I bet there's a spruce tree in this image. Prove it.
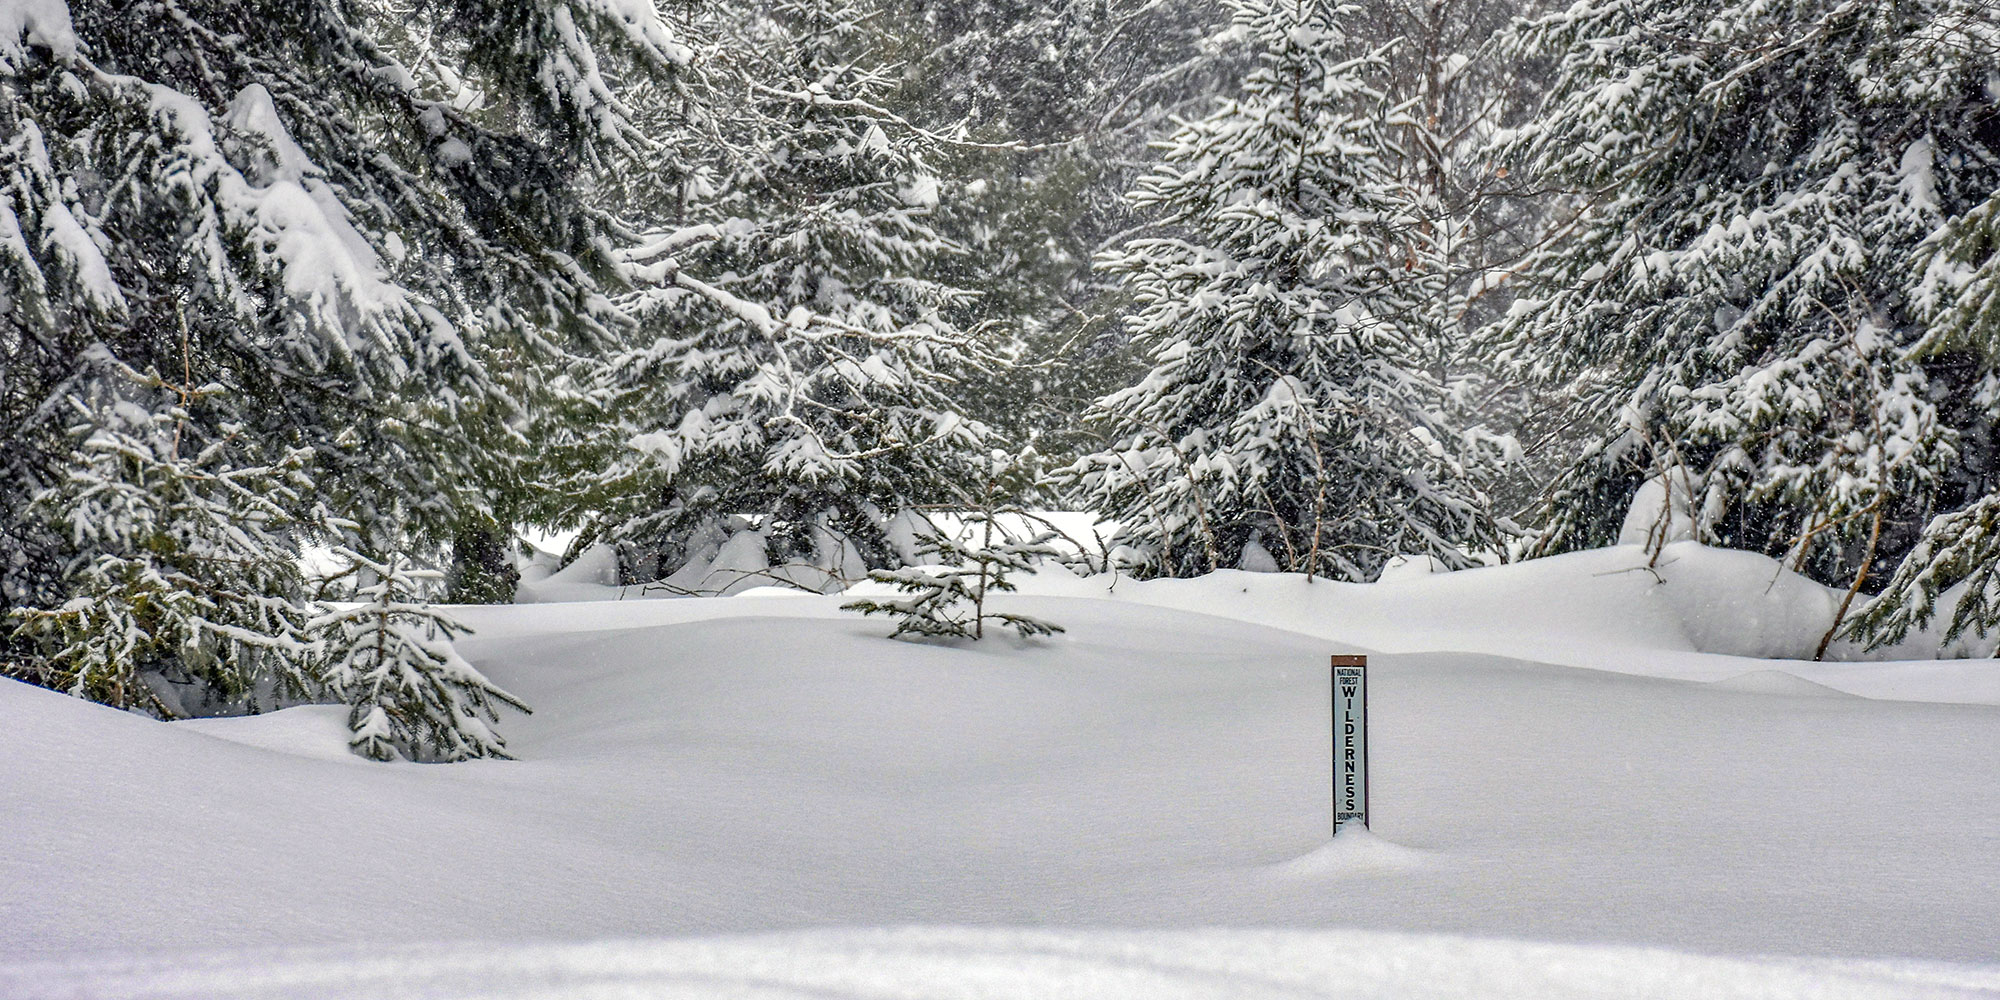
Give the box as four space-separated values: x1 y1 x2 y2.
1852 495 2000 656
1491 0 1999 648
845 451 1064 639
843 524 1066 640
1064 0 1498 581
313 549 526 762
1 0 681 725
10 366 317 717
571 0 994 590
1848 0 2000 653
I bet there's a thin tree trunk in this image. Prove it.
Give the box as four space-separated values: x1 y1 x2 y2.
1815 504 1882 662
974 470 997 640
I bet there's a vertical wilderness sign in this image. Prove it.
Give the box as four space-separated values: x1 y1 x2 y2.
1332 655 1369 835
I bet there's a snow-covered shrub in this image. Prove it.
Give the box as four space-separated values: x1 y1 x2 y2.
313 550 528 762
8 380 317 718
846 453 1063 640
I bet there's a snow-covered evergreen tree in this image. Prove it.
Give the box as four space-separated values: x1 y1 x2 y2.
1 0 684 711
313 549 527 762
845 453 1064 640
893 0 1249 463
1845 0 2000 653
1851 494 2000 656
1063 0 1498 581
571 0 994 589
8 362 317 717
843 526 1066 640
1490 0 1999 643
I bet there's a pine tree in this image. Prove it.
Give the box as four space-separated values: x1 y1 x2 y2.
313 549 527 762
570 0 995 590
844 451 1065 639
1 0 684 711
1847 0 2000 654
7 362 317 717
1490 0 1999 648
892 0 1249 464
1063 0 1498 581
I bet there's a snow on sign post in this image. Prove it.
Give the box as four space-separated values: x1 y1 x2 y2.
1332 655 1368 836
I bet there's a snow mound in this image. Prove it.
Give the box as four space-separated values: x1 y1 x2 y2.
1264 828 1433 879
1648 543 1842 660
1708 671 1857 699
1618 474 1698 548
175 705 360 762
1373 553 1454 584
516 542 623 602
994 541 2000 702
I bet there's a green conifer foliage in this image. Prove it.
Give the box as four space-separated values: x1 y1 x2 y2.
1066 0 1498 581
1492 0 2000 649
314 549 527 762
571 0 995 589
1 0 678 736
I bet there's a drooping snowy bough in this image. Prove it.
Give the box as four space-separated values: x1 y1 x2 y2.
0 0 682 751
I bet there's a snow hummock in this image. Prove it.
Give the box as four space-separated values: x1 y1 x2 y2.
1264 827 1432 879
4 541 1999 996
1617 473 1698 548
1006 542 1976 698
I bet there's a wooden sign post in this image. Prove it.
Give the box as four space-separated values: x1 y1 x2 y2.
1332 654 1368 836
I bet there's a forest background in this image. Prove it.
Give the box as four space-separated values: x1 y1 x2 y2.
1 0 1996 760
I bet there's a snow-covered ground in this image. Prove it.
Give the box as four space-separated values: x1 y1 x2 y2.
5 542 2000 997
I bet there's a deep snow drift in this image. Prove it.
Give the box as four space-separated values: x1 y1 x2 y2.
4 542 1999 997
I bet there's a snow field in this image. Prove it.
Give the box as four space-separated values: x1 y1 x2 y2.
4 541 1999 996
